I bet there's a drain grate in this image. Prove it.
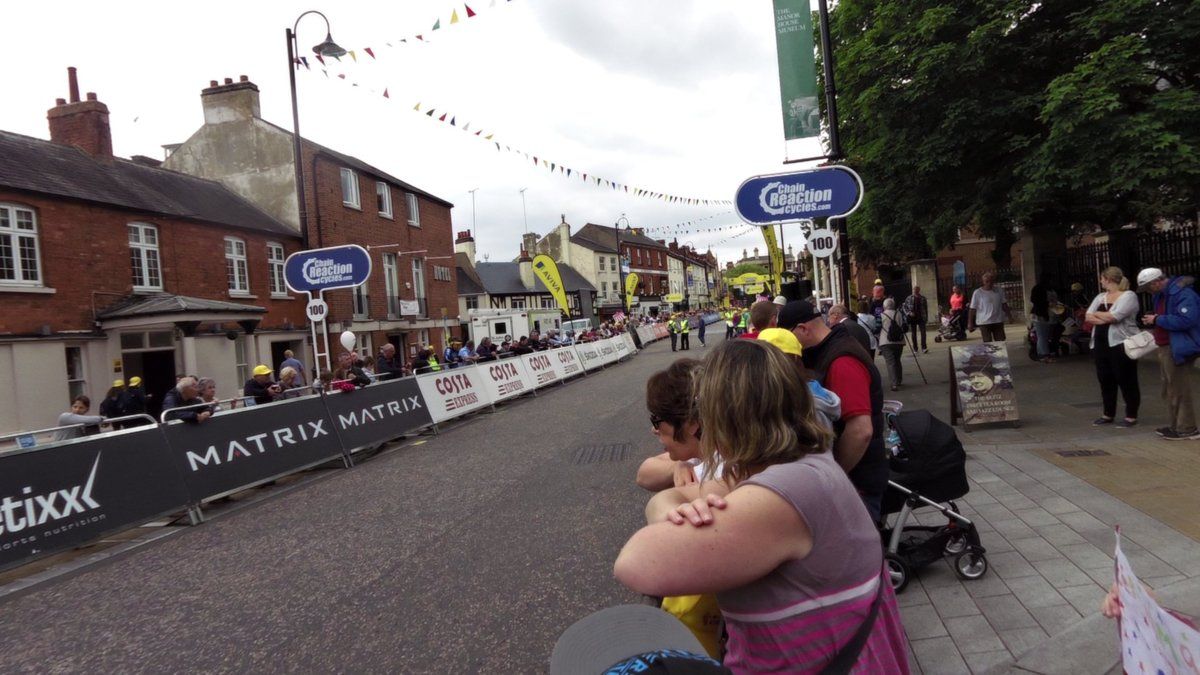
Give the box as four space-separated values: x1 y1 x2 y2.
1055 449 1111 458
572 443 633 465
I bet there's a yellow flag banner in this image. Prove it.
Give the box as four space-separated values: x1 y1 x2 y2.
532 254 571 316
625 272 639 309
761 225 785 292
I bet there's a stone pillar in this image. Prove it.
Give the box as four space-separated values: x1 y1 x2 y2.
1018 228 1067 324
175 321 201 377
907 259 938 324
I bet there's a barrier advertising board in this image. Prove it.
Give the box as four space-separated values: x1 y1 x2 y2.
162 395 343 501
554 347 585 379
596 339 619 366
622 333 637 355
323 378 432 452
0 428 189 570
416 366 493 423
479 358 536 403
637 326 656 344
575 342 605 371
521 352 561 388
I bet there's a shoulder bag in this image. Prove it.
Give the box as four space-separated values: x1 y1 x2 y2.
1123 331 1158 360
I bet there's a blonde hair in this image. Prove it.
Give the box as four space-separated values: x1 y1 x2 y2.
279 366 298 382
1101 266 1129 292
694 340 832 483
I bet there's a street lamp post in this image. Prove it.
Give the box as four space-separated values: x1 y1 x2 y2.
287 10 346 251
615 214 630 314
468 187 478 237
519 188 529 234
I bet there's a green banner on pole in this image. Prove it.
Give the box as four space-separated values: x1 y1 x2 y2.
773 0 819 140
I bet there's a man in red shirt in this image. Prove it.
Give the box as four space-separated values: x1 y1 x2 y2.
780 300 888 521
739 300 779 342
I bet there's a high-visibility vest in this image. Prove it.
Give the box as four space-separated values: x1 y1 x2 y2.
668 320 678 334
681 319 690 334
737 313 748 328
429 356 441 372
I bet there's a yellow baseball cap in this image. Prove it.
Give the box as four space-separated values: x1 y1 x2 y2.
757 328 803 357
129 376 143 387
252 365 273 376
113 379 125 388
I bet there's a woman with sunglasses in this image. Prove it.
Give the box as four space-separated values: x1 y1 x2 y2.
616 340 909 673
635 359 726 498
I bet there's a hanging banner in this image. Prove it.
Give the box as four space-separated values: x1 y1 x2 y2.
625 272 640 309
761 225 786 290
532 254 571 316
772 0 820 140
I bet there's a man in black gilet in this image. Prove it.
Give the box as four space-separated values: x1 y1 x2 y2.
780 300 889 522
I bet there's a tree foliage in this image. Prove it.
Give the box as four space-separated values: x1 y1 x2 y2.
829 0 1200 262
723 262 769 278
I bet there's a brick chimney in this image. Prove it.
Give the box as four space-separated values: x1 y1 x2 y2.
454 230 476 263
47 67 113 159
201 75 261 124
521 232 539 258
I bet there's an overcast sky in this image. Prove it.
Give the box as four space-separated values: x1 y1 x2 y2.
3 0 825 266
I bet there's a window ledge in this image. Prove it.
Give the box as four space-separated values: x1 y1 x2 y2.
270 294 295 301
379 212 394 220
407 220 421 228
343 202 362 211
228 292 258 300
0 285 56 294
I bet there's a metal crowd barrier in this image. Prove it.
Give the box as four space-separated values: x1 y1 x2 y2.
0 333 641 575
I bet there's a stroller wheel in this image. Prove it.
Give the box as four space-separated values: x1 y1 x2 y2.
944 533 968 556
955 551 988 580
885 553 911 593
934 336 942 343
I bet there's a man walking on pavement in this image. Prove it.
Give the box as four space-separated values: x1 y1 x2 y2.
697 311 707 347
968 272 1011 342
828 304 874 359
1139 268 1200 441
902 285 930 353
279 349 307 386
679 312 691 351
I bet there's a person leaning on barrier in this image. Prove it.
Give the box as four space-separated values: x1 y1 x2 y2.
244 365 283 404
279 349 307 386
376 343 407 379
54 395 106 441
162 376 212 424
474 337 497 362
334 351 373 388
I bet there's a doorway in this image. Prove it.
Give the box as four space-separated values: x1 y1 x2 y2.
121 350 176 421
270 339 304 374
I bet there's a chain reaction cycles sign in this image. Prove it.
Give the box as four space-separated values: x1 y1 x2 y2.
735 166 863 225
284 245 372 294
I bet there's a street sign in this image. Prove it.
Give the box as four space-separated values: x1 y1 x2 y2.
807 230 838 258
284 244 372 294
735 166 863 224
305 298 329 322
665 293 684 303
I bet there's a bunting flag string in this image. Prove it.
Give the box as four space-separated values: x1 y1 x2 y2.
304 67 733 207
293 0 514 57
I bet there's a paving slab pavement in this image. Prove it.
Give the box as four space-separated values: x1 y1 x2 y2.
887 329 1200 673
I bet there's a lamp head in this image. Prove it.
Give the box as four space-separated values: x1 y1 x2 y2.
313 33 347 58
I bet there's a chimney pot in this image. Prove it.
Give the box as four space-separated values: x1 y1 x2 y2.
224 77 233 85
67 67 80 103
240 75 249 82
210 80 219 87
55 98 66 106
86 92 97 101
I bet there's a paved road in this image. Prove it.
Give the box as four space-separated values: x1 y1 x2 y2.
0 336 712 672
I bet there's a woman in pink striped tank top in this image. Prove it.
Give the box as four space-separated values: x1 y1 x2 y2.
615 339 909 673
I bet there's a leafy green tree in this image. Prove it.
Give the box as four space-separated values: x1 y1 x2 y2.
723 262 769 278
828 0 1200 262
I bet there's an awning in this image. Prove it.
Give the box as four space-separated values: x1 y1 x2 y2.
96 294 266 331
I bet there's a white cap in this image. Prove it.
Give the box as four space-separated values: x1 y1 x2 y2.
773 295 787 306
1136 267 1165 291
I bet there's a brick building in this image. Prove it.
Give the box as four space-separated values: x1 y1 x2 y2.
163 76 458 369
0 69 309 434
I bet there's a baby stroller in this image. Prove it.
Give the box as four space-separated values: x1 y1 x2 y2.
933 310 966 342
880 404 988 592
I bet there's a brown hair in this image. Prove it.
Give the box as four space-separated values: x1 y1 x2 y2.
71 395 91 408
1100 266 1130 292
645 358 701 443
749 300 778 330
694 340 831 483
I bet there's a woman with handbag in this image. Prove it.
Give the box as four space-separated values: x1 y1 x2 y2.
1085 267 1141 427
616 340 909 674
